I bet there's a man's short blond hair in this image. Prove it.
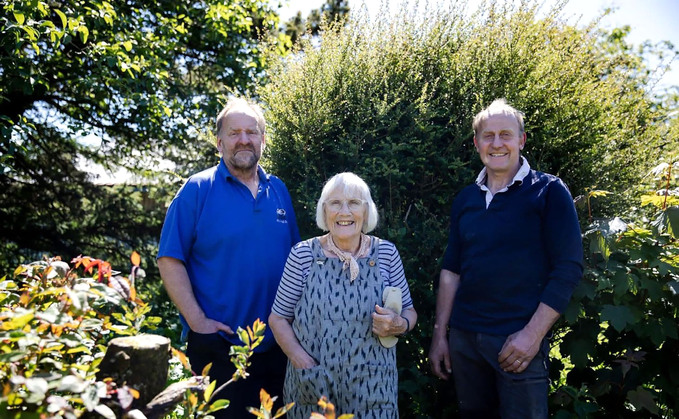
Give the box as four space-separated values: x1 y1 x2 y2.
472 98 525 135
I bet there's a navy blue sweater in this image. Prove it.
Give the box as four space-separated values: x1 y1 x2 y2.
442 170 583 335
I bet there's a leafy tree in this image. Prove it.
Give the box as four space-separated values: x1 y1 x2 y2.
282 0 350 45
0 0 287 274
258 1 677 416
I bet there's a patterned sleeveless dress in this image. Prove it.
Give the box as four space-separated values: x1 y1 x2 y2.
283 236 398 418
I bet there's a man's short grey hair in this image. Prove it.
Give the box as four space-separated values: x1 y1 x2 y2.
316 172 379 233
472 98 525 135
215 97 266 137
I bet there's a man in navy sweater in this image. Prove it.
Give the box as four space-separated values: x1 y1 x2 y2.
429 99 583 419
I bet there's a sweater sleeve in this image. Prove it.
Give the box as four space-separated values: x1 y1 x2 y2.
441 192 466 274
271 241 313 319
539 179 584 313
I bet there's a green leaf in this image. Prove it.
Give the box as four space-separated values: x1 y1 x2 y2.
94 404 117 419
627 386 659 415
55 9 67 29
650 259 674 276
668 280 679 295
600 304 637 332
78 26 89 44
79 317 104 330
640 320 667 347
612 269 632 297
564 338 594 368
66 345 90 354
21 25 39 42
60 333 83 347
2 311 35 330
122 40 133 51
637 275 663 301
237 328 249 345
665 206 679 239
25 377 49 397
588 189 611 199
36 302 62 323
81 382 101 411
0 350 28 362
588 230 610 261
661 317 678 340
573 400 600 416
563 299 582 324
651 207 679 239
14 11 26 25
206 399 230 414
204 378 216 402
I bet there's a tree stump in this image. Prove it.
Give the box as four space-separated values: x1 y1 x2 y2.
97 334 171 407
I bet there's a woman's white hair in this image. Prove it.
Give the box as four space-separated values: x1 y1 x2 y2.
316 172 379 233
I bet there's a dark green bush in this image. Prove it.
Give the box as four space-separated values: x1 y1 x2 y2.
550 163 679 418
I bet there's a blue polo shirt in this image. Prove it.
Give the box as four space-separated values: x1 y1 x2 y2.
158 160 301 351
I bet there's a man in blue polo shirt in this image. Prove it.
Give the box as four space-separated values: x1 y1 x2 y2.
428 99 583 418
157 97 300 417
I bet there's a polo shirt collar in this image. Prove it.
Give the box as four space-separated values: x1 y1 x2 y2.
217 159 271 183
475 156 531 188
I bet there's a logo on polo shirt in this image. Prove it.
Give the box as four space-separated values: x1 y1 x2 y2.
276 208 288 223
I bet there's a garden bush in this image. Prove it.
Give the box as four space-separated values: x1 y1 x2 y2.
551 162 679 418
0 253 259 418
257 1 677 416
0 253 163 417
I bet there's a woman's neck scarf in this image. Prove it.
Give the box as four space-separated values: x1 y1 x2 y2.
326 233 370 282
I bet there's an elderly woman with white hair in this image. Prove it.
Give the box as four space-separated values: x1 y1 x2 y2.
269 172 417 418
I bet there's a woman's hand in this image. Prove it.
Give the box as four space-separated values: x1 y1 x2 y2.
371 304 408 337
269 312 318 369
290 349 318 369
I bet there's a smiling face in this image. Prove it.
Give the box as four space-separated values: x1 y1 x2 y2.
473 113 526 179
216 108 266 174
324 189 366 247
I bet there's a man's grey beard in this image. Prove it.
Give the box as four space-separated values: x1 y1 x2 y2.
228 151 259 171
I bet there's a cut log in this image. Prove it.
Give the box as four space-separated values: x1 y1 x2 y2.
97 334 171 407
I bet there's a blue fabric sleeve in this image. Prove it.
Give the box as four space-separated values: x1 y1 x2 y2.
441 194 465 274
539 179 584 313
157 181 199 262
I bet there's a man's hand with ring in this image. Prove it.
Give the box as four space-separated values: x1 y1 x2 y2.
498 328 541 373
